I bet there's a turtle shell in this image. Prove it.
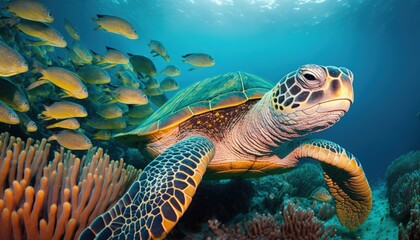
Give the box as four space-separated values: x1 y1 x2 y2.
114 71 273 143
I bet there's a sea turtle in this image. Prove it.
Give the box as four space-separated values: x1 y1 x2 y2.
80 64 372 239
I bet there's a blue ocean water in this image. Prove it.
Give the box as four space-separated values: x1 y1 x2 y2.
42 0 419 183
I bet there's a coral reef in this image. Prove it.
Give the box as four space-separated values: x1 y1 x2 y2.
386 151 420 189
251 163 326 214
398 202 420 240
251 175 295 214
281 201 336 240
0 132 141 240
207 200 337 240
281 163 325 198
386 151 420 224
169 179 255 238
312 201 336 221
286 197 336 222
208 212 281 240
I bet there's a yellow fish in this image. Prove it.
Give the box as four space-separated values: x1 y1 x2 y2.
72 42 92 64
17 112 37 132
143 87 163 96
67 48 90 66
46 118 80 130
182 53 215 71
77 65 111 84
48 130 92 150
0 100 19 125
93 130 111 140
39 101 87 120
14 19 66 47
143 76 160 88
0 41 28 77
5 0 54 23
129 54 157 76
116 70 140 88
92 14 138 40
110 86 148 105
161 65 181 77
96 103 124 119
148 40 170 62
0 78 30 112
98 46 129 65
64 18 80 41
310 186 332 202
160 77 179 91
127 103 154 118
27 64 88 99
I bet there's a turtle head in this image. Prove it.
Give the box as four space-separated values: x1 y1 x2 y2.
270 64 354 134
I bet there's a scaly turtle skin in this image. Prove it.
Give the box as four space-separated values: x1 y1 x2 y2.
80 64 372 239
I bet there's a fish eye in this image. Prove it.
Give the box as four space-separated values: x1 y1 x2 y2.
29 122 37 128
9 113 18 121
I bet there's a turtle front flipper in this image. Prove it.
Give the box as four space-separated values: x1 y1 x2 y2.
290 139 372 231
79 136 215 240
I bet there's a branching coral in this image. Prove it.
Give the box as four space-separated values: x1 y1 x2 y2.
208 212 281 240
207 200 337 240
311 201 336 221
280 201 336 240
0 132 141 240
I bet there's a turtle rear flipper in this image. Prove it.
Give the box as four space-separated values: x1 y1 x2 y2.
291 139 372 231
79 136 215 240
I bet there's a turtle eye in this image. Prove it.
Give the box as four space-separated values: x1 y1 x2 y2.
303 73 316 81
297 64 326 89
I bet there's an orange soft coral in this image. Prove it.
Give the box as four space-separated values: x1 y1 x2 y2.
0 132 141 240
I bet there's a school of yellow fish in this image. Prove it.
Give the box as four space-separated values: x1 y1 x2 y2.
0 0 216 150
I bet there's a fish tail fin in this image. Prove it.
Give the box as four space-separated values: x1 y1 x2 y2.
104 98 117 104
59 90 72 98
47 135 57 142
182 54 193 58
38 113 50 121
101 63 117 69
27 79 49 91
